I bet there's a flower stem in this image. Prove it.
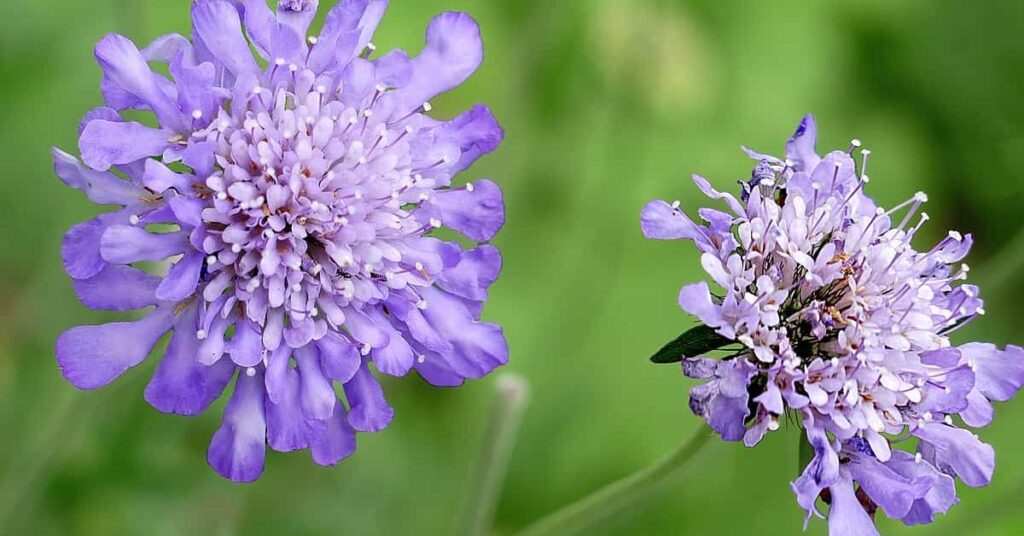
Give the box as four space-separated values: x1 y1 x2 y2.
516 426 714 536
460 374 530 536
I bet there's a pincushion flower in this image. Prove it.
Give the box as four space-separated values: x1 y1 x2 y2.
642 115 1024 534
54 0 507 482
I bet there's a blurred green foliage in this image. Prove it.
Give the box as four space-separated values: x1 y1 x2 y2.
1 0 1023 535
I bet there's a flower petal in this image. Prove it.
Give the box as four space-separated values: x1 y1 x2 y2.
53 148 141 206
207 369 267 482
419 286 507 378
94 33 186 131
914 423 995 487
641 199 703 241
342 359 394 432
294 345 337 420
315 331 361 383
72 264 161 311
100 225 187 264
56 306 174 389
79 120 171 172
155 250 204 302
827 476 880 536
400 12 483 107
191 0 260 77
145 306 236 415
786 114 821 173
436 245 501 302
428 179 504 242
62 211 131 279
308 0 387 73
961 342 1024 402
310 399 358 466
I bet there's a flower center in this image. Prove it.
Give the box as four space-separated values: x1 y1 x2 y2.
190 74 440 330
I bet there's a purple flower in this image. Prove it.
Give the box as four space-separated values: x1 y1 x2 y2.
54 0 508 482
643 114 1024 532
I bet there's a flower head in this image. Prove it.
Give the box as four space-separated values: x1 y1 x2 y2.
642 115 1024 533
54 0 507 482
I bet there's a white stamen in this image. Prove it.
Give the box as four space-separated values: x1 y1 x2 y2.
429 218 442 229
196 329 208 340
416 299 428 310
465 182 475 192
246 367 257 377
192 109 203 119
422 101 432 112
129 214 140 225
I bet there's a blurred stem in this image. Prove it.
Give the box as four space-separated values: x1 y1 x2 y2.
516 426 714 536
460 374 530 536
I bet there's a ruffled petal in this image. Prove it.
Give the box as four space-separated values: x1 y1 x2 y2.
366 309 415 376
885 451 958 526
847 454 930 519
419 286 507 378
227 319 265 367
436 245 501 302
79 120 171 171
142 159 193 193
827 476 880 536
294 345 337 420
677 282 722 329
56 306 174 389
315 331 361 383
428 179 503 241
641 199 704 241
191 0 260 77
94 33 185 131
100 225 187 264
275 0 319 38
342 360 394 432
265 359 326 452
400 12 483 107
961 342 1024 402
785 114 821 173
914 423 995 487
310 399 357 466
207 369 267 482
437 105 503 174
155 250 204 302
72 264 161 311
308 0 387 73
145 306 236 415
62 211 131 279
52 148 141 206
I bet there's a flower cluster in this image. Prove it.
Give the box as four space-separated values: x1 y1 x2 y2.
642 115 1024 533
55 0 507 482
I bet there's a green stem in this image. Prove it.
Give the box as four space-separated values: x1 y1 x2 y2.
460 374 530 536
516 426 714 536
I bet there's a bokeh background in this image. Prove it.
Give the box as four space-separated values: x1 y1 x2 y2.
2 0 1023 534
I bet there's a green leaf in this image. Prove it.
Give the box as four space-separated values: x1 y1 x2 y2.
649 324 733 364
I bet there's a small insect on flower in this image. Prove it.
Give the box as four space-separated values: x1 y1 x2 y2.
54 0 508 482
642 114 1024 534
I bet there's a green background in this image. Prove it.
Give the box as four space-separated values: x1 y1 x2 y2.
2 0 1023 534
